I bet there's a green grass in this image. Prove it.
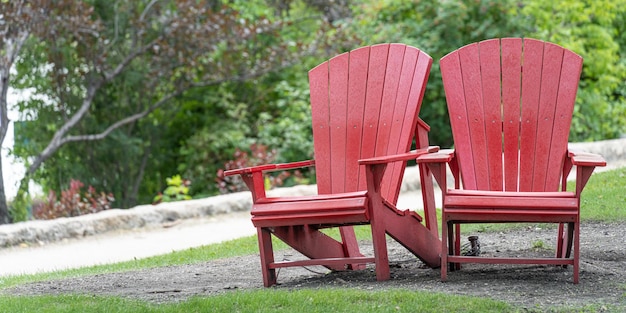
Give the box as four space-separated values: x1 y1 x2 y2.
577 167 626 221
0 167 624 312
0 289 514 313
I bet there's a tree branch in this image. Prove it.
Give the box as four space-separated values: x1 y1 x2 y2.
25 83 101 176
103 35 163 82
140 0 160 22
62 90 181 144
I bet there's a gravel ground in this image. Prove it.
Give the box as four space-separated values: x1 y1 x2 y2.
2 222 625 311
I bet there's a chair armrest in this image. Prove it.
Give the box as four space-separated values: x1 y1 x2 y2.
224 160 315 176
415 149 455 164
568 150 607 167
358 146 439 165
222 159 315 202
565 150 606 195
415 149 458 190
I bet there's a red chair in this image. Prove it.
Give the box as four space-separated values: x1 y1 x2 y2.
225 44 441 287
418 38 606 283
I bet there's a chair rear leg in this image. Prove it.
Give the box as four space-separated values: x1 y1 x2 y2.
564 222 575 259
453 224 461 271
555 223 565 259
573 221 580 284
556 223 575 268
447 222 456 272
339 226 366 270
257 227 277 287
441 220 449 281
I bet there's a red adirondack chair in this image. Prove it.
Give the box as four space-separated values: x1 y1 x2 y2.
417 38 606 284
224 43 441 287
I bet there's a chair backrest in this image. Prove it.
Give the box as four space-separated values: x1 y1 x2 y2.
308 43 432 203
440 38 583 192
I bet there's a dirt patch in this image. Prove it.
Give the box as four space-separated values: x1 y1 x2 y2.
2 222 625 310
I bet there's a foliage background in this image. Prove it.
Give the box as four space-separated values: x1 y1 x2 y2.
9 0 626 214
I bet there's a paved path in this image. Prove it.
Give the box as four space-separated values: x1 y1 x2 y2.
0 212 255 277
0 190 438 277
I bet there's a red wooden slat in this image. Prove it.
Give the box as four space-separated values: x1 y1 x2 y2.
447 256 574 265
460 44 489 190
328 53 350 193
383 44 416 201
518 38 543 192
545 50 583 191
501 38 522 191
375 44 405 159
386 49 432 203
252 197 367 215
408 52 432 122
479 38 504 191
345 46 371 192
258 191 367 204
358 44 389 190
386 45 416 157
440 49 477 190
308 61 332 194
532 42 564 191
269 257 376 269
444 211 577 223
446 189 575 197
252 211 370 227
444 195 578 210
459 43 489 189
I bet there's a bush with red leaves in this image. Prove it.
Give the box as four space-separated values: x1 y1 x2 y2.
32 179 115 220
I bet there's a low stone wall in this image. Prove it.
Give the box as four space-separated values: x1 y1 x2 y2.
0 139 624 248
0 185 317 248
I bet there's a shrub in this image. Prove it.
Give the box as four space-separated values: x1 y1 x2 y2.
32 179 115 220
152 175 192 204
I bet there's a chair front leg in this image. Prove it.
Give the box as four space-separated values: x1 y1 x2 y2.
573 220 580 284
365 162 391 281
448 221 457 271
257 227 277 287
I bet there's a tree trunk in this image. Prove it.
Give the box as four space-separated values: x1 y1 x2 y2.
0 155 10 225
128 142 152 208
0 70 13 224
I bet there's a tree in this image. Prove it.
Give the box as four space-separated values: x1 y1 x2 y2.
0 2 27 223
522 0 626 141
0 0 85 223
6 0 344 223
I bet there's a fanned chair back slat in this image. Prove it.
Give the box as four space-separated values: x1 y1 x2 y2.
501 39 523 191
310 43 431 203
440 38 583 192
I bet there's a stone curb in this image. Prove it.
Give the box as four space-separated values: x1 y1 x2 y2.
0 139 624 248
0 185 317 248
